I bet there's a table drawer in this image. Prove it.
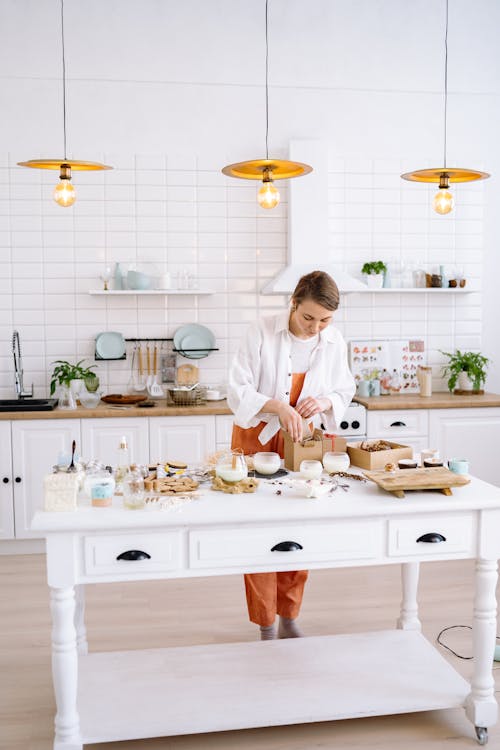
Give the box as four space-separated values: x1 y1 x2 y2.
84 532 183 576
388 514 475 557
367 410 428 438
189 520 383 570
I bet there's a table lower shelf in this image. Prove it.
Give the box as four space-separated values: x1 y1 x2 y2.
78 629 470 744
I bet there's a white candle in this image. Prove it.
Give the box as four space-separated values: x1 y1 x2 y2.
216 464 248 483
299 460 323 480
254 452 281 475
322 451 350 473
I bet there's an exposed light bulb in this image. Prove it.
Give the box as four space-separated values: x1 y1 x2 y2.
433 187 454 215
257 180 280 209
53 179 76 207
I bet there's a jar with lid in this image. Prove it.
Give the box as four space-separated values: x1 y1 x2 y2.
89 470 115 507
122 468 145 509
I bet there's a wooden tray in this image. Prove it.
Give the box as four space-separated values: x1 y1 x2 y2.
101 394 148 405
363 466 470 499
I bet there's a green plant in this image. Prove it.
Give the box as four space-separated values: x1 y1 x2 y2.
361 260 387 276
440 350 490 392
50 359 97 395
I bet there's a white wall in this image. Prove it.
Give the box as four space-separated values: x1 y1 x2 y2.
1 0 499 396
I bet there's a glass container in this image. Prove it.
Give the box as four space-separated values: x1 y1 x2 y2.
215 450 248 483
253 452 281 475
322 451 350 473
89 470 115 507
122 468 145 509
299 459 323 480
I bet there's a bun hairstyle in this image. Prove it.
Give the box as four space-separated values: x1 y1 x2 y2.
291 270 340 312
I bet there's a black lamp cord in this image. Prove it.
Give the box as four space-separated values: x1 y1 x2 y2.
60 0 68 161
265 0 269 160
437 624 500 662
442 0 448 169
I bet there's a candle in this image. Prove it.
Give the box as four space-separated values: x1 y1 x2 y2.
216 464 248 483
299 460 323 480
322 451 350 473
254 452 281 475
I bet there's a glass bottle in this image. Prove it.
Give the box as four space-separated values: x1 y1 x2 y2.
58 383 77 409
115 436 130 492
122 468 145 509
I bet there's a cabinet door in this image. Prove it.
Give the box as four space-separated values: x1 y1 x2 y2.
429 408 500 485
149 416 216 465
12 419 81 539
81 418 149 468
215 415 234 450
367 409 428 439
0 421 14 539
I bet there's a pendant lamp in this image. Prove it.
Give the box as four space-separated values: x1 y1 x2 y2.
222 0 312 209
18 0 111 206
401 0 489 214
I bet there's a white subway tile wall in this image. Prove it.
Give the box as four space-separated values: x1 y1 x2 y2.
0 153 482 397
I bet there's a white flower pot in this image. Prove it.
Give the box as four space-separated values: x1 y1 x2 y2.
365 273 384 289
457 371 473 391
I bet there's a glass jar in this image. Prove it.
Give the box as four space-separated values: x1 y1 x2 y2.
322 451 350 473
215 450 248 483
89 471 115 507
253 452 281 475
122 468 145 509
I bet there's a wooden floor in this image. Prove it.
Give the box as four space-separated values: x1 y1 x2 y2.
1 555 499 750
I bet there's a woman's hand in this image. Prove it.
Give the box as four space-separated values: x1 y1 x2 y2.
277 403 303 443
295 396 331 420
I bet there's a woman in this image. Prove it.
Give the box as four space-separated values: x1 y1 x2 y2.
227 270 355 640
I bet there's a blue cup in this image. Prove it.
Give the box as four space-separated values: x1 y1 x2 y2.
448 458 469 475
357 381 370 397
370 379 381 397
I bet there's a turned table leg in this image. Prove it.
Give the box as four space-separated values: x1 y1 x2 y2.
397 562 422 631
74 585 88 655
50 586 82 750
465 558 498 744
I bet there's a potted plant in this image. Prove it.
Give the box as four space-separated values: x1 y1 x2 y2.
361 260 387 289
50 359 97 407
440 350 490 393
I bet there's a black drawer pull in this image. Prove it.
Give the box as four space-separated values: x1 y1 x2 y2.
416 533 446 544
15 476 22 483
2 477 9 484
390 421 406 427
271 541 303 552
116 549 151 561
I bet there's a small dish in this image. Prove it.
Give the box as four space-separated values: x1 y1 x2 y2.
95 331 126 360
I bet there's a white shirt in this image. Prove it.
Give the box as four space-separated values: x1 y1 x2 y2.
227 309 356 446
289 331 319 373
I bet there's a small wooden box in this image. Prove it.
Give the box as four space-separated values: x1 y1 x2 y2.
282 429 332 472
347 441 412 470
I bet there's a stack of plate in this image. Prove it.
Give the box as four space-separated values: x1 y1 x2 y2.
95 332 126 360
173 324 216 359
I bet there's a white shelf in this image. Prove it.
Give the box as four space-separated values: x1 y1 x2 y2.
88 289 215 296
360 287 472 294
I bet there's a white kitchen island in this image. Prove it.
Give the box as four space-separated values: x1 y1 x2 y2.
32 475 500 749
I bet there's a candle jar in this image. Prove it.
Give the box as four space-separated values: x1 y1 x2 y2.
322 451 350 473
299 459 323 480
215 450 248 483
90 471 115 507
253 452 281 475
122 468 145 509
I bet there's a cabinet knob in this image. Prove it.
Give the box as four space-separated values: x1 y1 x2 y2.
14 477 22 483
390 421 406 427
2 477 9 484
351 420 360 429
116 550 151 561
340 421 349 430
416 533 446 544
271 541 303 552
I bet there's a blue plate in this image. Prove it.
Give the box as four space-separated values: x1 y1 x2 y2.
173 324 216 359
95 332 126 360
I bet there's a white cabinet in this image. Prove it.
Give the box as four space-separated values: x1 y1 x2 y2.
81 418 149 467
0 421 14 539
12 419 80 539
429 408 500 485
215 414 234 450
367 409 429 458
149 416 216 465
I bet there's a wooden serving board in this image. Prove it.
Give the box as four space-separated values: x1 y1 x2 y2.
363 466 470 499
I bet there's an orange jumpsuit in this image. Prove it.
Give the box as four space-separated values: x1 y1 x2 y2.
231 372 309 627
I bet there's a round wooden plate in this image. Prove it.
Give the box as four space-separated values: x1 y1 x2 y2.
101 394 148 405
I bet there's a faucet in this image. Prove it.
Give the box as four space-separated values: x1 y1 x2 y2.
12 330 33 399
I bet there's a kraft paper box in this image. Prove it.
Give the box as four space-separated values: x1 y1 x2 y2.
346 441 412 470
282 428 333 472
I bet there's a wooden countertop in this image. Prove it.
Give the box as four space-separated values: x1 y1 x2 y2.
0 400 233 420
353 392 500 410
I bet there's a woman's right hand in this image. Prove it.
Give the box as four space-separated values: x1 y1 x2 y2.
277 403 303 443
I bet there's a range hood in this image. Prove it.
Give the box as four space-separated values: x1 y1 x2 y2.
261 140 367 295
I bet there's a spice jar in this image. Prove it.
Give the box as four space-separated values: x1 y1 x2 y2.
122 468 145 509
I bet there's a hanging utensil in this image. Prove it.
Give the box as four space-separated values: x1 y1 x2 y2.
148 341 163 398
67 440 77 472
133 342 146 392
146 343 152 389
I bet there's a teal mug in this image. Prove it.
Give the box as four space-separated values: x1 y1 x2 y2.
448 458 469 475
357 381 370 397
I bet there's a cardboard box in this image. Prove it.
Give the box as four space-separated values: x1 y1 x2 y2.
282 428 334 471
347 441 412 470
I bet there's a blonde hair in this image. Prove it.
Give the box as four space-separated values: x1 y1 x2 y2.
291 270 340 311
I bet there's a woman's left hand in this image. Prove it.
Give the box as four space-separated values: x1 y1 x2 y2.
295 396 331 419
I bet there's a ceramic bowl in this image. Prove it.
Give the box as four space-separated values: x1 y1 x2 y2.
127 270 152 290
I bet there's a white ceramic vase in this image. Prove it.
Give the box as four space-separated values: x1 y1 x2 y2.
457 371 473 391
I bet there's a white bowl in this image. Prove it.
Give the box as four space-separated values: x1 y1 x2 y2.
127 270 152 290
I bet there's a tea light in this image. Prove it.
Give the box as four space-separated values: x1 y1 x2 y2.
398 458 418 469
254 452 281 475
216 464 248 483
299 460 323 480
423 458 444 468
322 451 350 473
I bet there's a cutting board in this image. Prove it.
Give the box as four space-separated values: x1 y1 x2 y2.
363 466 470 499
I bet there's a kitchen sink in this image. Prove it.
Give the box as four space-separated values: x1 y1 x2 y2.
0 398 59 412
